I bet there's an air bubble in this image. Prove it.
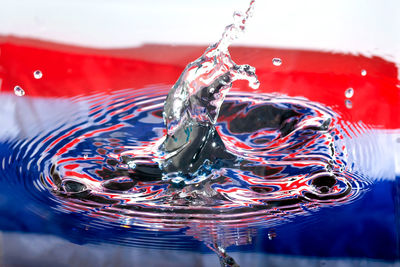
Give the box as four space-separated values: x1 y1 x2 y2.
345 88 354 98
361 69 367 76
268 229 277 240
345 99 353 109
14 86 25 96
272 58 282 66
33 70 43 79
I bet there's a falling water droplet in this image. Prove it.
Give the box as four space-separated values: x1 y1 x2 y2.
272 58 282 66
33 70 43 79
345 88 354 98
14 86 25 96
345 99 353 109
361 69 367 76
268 229 277 240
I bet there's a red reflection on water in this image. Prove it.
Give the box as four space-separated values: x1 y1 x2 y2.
0 36 399 128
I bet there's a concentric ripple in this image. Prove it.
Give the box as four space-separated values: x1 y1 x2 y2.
0 84 382 250
1 86 368 247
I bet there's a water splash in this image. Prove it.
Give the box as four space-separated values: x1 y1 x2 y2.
6 0 376 263
160 0 259 179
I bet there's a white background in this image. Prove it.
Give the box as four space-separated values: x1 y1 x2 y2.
0 0 399 62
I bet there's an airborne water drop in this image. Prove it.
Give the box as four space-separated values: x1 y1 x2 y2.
14 86 25 96
345 88 354 98
34 70 43 79
268 229 277 240
272 58 282 66
345 99 353 109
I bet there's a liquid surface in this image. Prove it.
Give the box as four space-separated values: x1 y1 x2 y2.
27 87 370 246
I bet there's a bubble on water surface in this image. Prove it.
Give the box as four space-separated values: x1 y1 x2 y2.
14 86 25 96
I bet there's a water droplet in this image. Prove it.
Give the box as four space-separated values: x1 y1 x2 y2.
14 86 25 96
345 99 353 109
361 69 367 76
83 154 88 159
127 161 137 169
345 88 354 98
268 229 277 240
272 58 282 66
33 70 43 79
326 164 333 172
